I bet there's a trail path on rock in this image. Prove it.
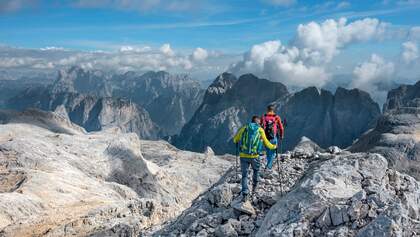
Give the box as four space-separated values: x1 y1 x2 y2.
148 153 310 236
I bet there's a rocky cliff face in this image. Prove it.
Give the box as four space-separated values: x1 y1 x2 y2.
350 81 420 180
111 71 204 136
383 80 420 112
174 73 289 155
51 66 112 97
0 109 231 236
175 73 380 154
7 88 160 140
278 87 380 150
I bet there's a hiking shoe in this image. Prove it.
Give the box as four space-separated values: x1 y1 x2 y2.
251 183 259 195
242 193 249 202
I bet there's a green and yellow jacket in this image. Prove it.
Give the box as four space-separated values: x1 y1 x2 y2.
233 123 276 158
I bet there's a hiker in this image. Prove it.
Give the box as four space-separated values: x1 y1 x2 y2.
233 115 276 202
261 105 284 170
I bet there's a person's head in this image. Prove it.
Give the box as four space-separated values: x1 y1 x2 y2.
267 104 276 113
251 115 261 124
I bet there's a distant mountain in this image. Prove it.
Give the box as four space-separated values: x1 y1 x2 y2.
7 87 160 140
41 67 204 136
277 86 380 149
111 70 204 135
383 80 420 111
174 73 289 154
51 66 112 97
174 73 380 154
351 80 420 180
0 77 51 109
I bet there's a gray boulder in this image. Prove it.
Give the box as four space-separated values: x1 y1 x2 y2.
257 153 420 236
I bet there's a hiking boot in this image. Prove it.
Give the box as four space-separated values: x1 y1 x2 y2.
262 169 274 179
251 183 259 195
242 193 249 202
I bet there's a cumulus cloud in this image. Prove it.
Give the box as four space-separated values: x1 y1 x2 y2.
159 43 175 57
408 26 420 41
119 45 151 53
294 18 387 64
230 17 388 88
0 44 219 75
351 54 395 103
191 47 208 62
401 41 419 63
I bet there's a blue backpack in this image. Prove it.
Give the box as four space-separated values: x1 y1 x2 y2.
240 123 262 155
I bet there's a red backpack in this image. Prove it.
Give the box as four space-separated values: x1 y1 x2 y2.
262 114 281 140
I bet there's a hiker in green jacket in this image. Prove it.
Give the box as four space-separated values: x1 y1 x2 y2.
233 115 277 201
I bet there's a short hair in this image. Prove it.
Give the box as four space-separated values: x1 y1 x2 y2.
267 104 276 112
251 115 260 123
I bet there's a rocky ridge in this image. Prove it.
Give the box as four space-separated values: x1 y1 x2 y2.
351 81 420 180
151 138 420 236
0 109 231 236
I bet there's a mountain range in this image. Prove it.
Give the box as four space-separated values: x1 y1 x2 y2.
4 66 204 139
0 66 419 236
174 73 380 155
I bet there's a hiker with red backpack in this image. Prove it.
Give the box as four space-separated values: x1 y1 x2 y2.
261 105 284 170
233 115 277 202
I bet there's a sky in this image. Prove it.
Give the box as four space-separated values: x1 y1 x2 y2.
1 0 420 102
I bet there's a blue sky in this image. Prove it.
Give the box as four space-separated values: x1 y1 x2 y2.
1 0 419 52
0 0 420 104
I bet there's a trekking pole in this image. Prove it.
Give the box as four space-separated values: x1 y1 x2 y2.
235 143 239 182
276 138 283 196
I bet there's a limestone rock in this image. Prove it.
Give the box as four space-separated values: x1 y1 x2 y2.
214 223 238 237
0 110 231 236
350 80 420 180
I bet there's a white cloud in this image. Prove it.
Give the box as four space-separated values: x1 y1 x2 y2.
336 1 351 9
262 0 296 7
294 18 387 64
159 43 175 57
230 40 329 87
352 54 395 89
40 46 66 51
119 45 151 53
191 47 208 62
408 26 420 41
401 41 419 63
230 17 388 88
351 54 395 104
0 44 221 74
